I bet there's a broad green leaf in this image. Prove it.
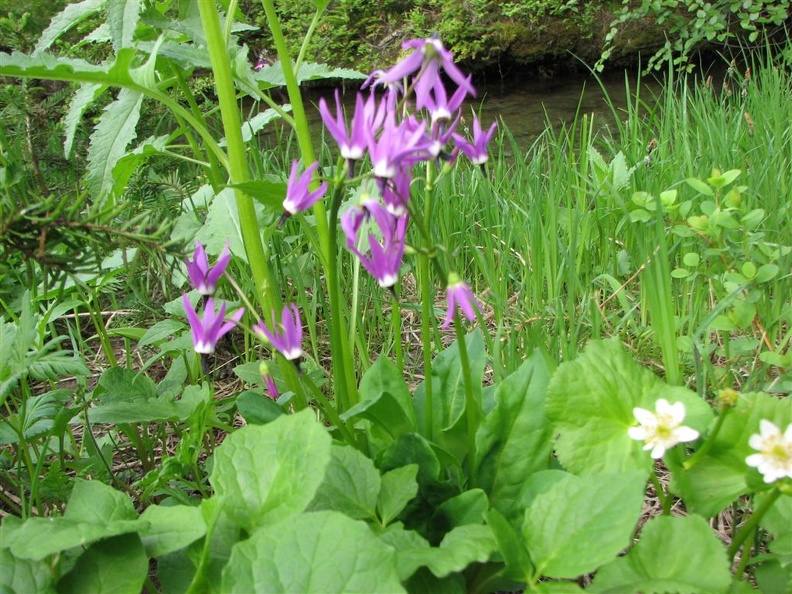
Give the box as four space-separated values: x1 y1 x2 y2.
221 511 404 593
57 534 147 594
139 504 206 557
377 464 419 526
308 444 380 520
0 548 55 594
669 391 792 517
235 390 283 425
228 177 286 211
222 107 292 145
210 409 331 528
523 470 647 579
398 524 497 579
88 396 203 424
377 523 431 581
761 493 792 563
195 188 244 260
474 349 552 520
6 479 146 560
357 355 417 426
62 82 106 157
65 478 137 523
486 508 532 583
592 515 731 593
106 0 143 51
110 134 172 198
756 559 792 594
137 319 187 347
404 569 466 594
87 87 143 199
546 338 713 475
34 0 107 54
380 433 441 485
431 489 488 532
686 177 714 196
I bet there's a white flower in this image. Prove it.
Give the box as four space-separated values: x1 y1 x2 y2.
746 419 792 484
628 399 700 459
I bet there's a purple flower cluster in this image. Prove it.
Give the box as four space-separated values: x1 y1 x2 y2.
182 242 243 355
320 36 491 321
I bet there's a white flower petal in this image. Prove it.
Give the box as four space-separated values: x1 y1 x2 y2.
745 453 764 468
650 444 666 459
628 426 648 441
673 426 700 444
633 407 656 425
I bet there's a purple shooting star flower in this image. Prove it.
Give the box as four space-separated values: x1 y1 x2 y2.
182 294 244 354
453 117 497 165
319 90 373 162
185 241 231 296
280 161 328 224
351 212 409 290
441 274 480 328
254 304 304 361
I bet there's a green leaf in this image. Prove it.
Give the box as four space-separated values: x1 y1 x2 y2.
486 508 532 583
256 61 366 87
754 263 779 283
546 339 713 475
34 0 107 54
397 524 497 579
139 504 206 557
591 515 731 593
110 134 172 199
221 511 404 593
760 493 792 563
523 470 647 579
62 82 106 157
235 390 283 425
308 444 380 520
0 548 55 594
57 534 148 594
137 319 187 348
228 177 286 211
404 569 466 594
377 464 419 526
7 481 145 560
380 433 442 485
222 107 292 145
686 177 714 196
87 88 143 199
377 523 431 581
431 489 488 533
106 0 142 51
474 349 552 521
210 409 331 528
670 391 792 517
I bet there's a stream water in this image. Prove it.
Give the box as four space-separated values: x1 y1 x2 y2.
270 67 669 155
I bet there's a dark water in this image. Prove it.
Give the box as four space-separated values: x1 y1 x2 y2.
261 68 668 155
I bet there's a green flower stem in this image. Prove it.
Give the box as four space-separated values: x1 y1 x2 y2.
198 2 276 315
301 372 358 447
727 488 781 561
683 405 732 470
454 311 480 486
185 501 220 594
391 293 404 373
259 0 330 266
280 359 308 411
327 173 358 410
649 470 672 515
420 254 435 439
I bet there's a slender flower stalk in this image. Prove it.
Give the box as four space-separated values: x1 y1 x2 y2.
185 241 231 296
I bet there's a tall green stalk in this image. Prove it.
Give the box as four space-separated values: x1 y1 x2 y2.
197 2 277 316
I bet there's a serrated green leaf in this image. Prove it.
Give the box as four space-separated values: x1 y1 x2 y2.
106 0 142 51
377 464 419 526
591 515 731 593
66 478 138 523
308 444 380 520
111 134 171 198
94 367 157 402
221 511 404 593
57 533 147 594
474 349 552 521
34 0 107 54
255 61 365 87
62 82 106 157
220 107 292 145
87 88 143 199
210 409 331 528
546 339 713 475
669 391 792 517
523 470 647 579
228 178 286 211
139 504 206 557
